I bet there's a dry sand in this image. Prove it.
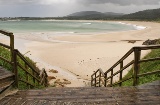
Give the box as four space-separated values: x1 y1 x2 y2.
1 21 159 87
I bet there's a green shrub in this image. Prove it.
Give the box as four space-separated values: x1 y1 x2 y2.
0 46 44 89
122 49 160 86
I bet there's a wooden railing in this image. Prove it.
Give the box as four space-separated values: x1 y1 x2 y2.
91 68 106 87
91 45 160 87
0 30 48 88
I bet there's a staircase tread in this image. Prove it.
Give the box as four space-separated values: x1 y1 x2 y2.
0 80 15 93
0 67 14 80
0 80 159 105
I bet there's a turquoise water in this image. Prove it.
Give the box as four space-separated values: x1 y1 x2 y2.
0 20 137 35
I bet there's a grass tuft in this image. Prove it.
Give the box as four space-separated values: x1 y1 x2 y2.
0 46 45 89
122 49 160 86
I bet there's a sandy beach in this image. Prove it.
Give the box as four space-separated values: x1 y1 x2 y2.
1 21 159 87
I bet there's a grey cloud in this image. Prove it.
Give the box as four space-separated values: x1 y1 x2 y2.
1 0 160 6
77 0 160 6
0 0 39 5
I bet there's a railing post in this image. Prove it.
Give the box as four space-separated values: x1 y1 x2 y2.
13 49 18 88
91 75 93 86
105 73 107 87
119 61 123 86
99 71 101 87
10 33 14 73
32 71 36 86
110 69 113 87
25 63 30 89
95 73 97 87
133 47 141 86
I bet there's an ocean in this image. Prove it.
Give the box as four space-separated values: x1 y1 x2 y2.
0 20 145 35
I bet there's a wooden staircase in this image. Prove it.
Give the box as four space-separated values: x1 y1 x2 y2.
0 80 159 105
0 66 16 100
0 30 160 105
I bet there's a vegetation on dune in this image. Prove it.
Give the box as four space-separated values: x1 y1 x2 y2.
122 48 160 86
1 8 160 22
0 46 44 89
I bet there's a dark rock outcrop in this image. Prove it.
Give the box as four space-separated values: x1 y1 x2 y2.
142 39 160 45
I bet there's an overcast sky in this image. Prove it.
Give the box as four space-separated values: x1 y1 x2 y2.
0 0 160 17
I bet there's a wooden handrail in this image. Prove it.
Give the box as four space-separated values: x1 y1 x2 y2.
0 30 13 36
0 30 48 89
91 68 106 87
0 43 11 49
105 48 134 74
16 50 40 74
91 45 160 87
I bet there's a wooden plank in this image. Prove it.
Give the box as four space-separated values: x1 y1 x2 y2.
16 50 40 74
0 30 13 36
105 60 134 81
19 79 35 87
0 56 12 65
0 43 11 49
139 57 160 63
137 70 160 77
18 63 40 82
119 61 123 86
133 48 141 86
110 69 113 86
135 45 160 50
105 48 134 74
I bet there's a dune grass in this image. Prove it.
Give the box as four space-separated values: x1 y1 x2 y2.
0 46 44 89
122 49 160 86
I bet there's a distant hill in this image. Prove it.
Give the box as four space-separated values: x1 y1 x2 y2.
68 11 104 17
104 12 124 17
66 11 124 20
120 8 160 21
63 8 160 21
1 8 159 21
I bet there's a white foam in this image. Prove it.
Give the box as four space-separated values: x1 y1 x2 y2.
83 23 92 25
7 19 21 21
118 22 146 30
39 19 56 21
133 25 146 30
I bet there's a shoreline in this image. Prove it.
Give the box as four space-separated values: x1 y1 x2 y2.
1 21 159 87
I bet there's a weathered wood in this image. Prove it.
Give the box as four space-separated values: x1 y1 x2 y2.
105 74 107 87
111 76 133 86
16 50 39 74
99 72 101 87
105 48 134 74
133 47 141 86
25 63 30 88
94 73 96 87
0 80 159 105
110 69 113 86
13 50 18 88
10 33 14 64
0 43 11 49
0 56 12 65
105 60 134 81
137 70 160 77
91 68 105 87
0 67 15 96
139 57 160 63
19 79 35 87
0 30 48 89
0 30 13 36
119 61 123 86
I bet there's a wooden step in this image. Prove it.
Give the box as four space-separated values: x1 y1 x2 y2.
0 80 159 105
0 80 15 94
0 67 14 82
0 66 15 99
